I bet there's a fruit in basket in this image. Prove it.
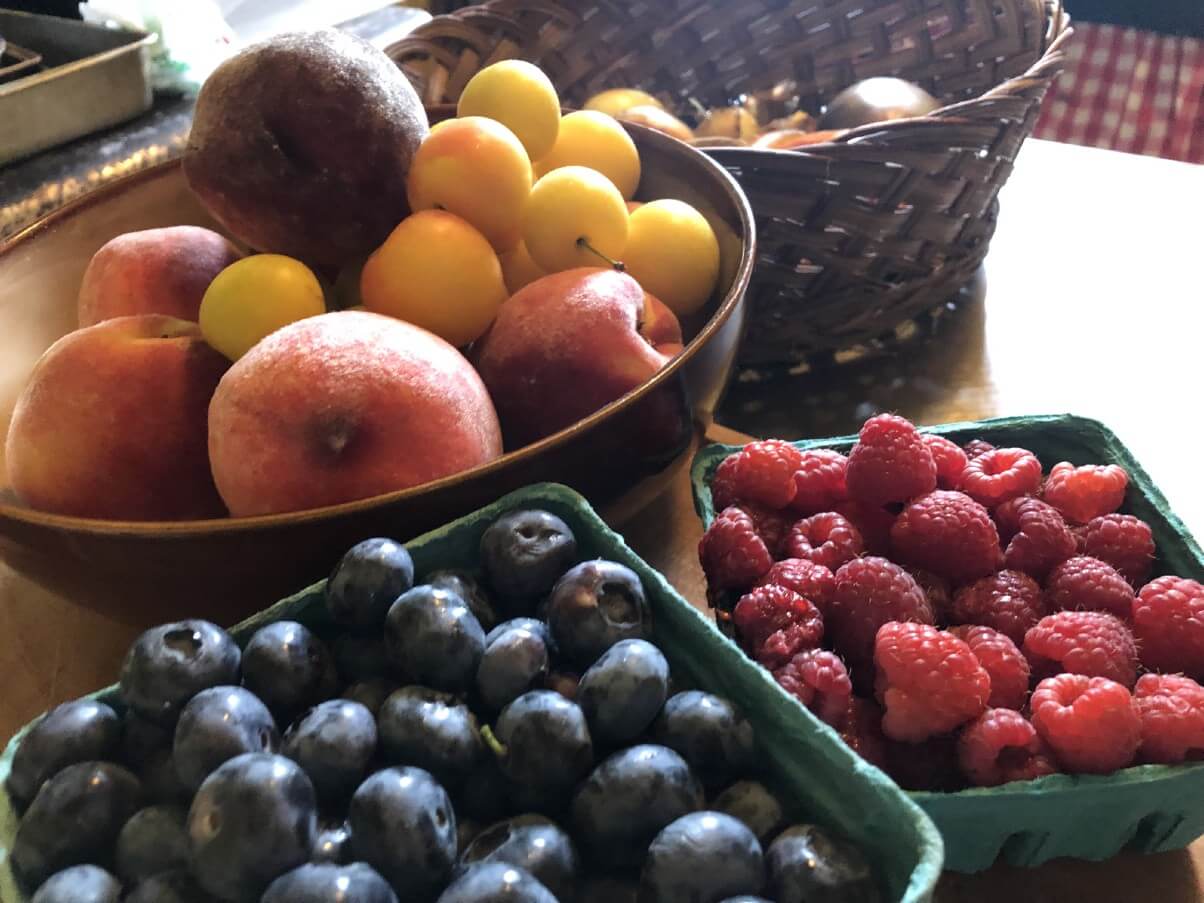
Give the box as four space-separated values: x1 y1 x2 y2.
819 76 941 130
766 824 879 903
522 166 628 272
457 60 561 161
534 110 642 200
7 699 120 810
378 687 484 789
499 240 548 294
172 686 279 791
114 804 190 883
29 865 122 903
474 268 680 446
622 199 720 316
262 862 398 903
584 88 664 117
326 538 415 629
641 811 765 901
441 863 556 902
653 691 756 789
458 815 579 900
578 638 670 745
77 226 242 328
241 621 339 721
476 623 550 712
405 117 533 253
545 560 655 667
360 210 507 346
494 690 593 808
5 315 229 520
619 105 696 142
206 311 502 516
281 700 378 802
124 870 211 902
119 619 241 725
198 253 326 360
1030 674 1141 774
386 585 487 692
184 29 428 267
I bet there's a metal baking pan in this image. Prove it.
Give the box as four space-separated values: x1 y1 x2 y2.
0 10 155 165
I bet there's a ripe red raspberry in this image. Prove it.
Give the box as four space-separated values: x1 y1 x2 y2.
873 622 990 742
789 449 848 515
732 585 824 670
1031 674 1140 773
950 570 1045 645
710 454 741 512
962 439 995 460
957 709 1059 786
923 434 969 490
960 447 1043 508
1043 461 1128 524
774 649 852 727
909 569 953 622
1133 576 1204 677
845 414 937 507
756 558 835 615
949 625 1030 710
838 697 889 769
783 512 864 571
699 507 773 590
833 499 895 556
1133 674 1204 764
1023 611 1138 686
884 735 963 791
997 496 1077 579
890 490 1002 583
737 503 793 558
1080 514 1155 587
828 558 934 676
1045 556 1136 618
728 439 803 509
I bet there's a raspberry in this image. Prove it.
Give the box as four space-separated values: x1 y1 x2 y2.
884 735 963 791
873 622 990 742
1023 610 1138 686
828 557 934 677
737 503 793 558
923 434 969 490
1045 556 1136 618
756 559 835 615
1043 461 1129 524
732 585 824 670
1133 674 1204 764
699 507 773 590
957 709 1058 786
833 499 895 556
890 490 1002 583
909 569 953 623
960 447 1043 508
838 697 889 769
950 570 1046 645
1133 576 1204 677
1031 674 1140 773
998 496 1077 579
774 649 852 727
845 414 937 507
783 512 864 571
710 454 741 511
789 449 848 515
949 625 1030 710
1080 514 1155 587
728 439 803 509
962 439 995 460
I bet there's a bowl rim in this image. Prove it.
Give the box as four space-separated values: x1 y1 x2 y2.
0 123 755 537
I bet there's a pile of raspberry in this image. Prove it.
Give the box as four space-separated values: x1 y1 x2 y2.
699 414 1204 790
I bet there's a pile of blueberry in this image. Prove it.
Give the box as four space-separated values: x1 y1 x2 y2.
6 508 880 903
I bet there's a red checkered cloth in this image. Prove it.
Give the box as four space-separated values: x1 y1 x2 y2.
1034 23 1204 163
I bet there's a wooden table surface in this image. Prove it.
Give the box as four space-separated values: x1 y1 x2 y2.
1 138 1202 900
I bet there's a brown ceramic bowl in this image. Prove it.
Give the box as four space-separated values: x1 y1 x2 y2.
0 120 754 623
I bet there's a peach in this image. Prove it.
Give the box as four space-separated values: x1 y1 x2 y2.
208 311 503 516
77 226 242 327
5 315 229 520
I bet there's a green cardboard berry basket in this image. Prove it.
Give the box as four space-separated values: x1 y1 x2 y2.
691 413 1204 873
0 483 942 903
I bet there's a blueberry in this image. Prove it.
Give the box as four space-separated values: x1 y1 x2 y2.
343 678 400 716
378 687 483 789
712 781 786 844
311 821 353 863
494 691 592 812
331 632 396 683
263 862 399 902
640 811 765 902
8 699 121 809
124 870 212 903
578 639 669 746
427 569 499 631
437 862 557 903
475 625 549 712
326 538 414 628
385 586 485 692
766 824 881 903
457 761 508 823
580 875 638 903
30 865 121 903
653 691 755 789
458 814 579 901
120 620 240 724
242 621 340 722
115 804 190 883
544 671 580 701
348 766 457 898
480 510 578 610
187 752 317 902
485 618 551 649
139 749 191 805
121 708 173 770
545 561 653 668
282 699 378 803
11 761 143 888
571 744 703 869
173 685 279 791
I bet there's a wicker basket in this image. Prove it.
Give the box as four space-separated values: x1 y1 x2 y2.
389 0 1071 369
